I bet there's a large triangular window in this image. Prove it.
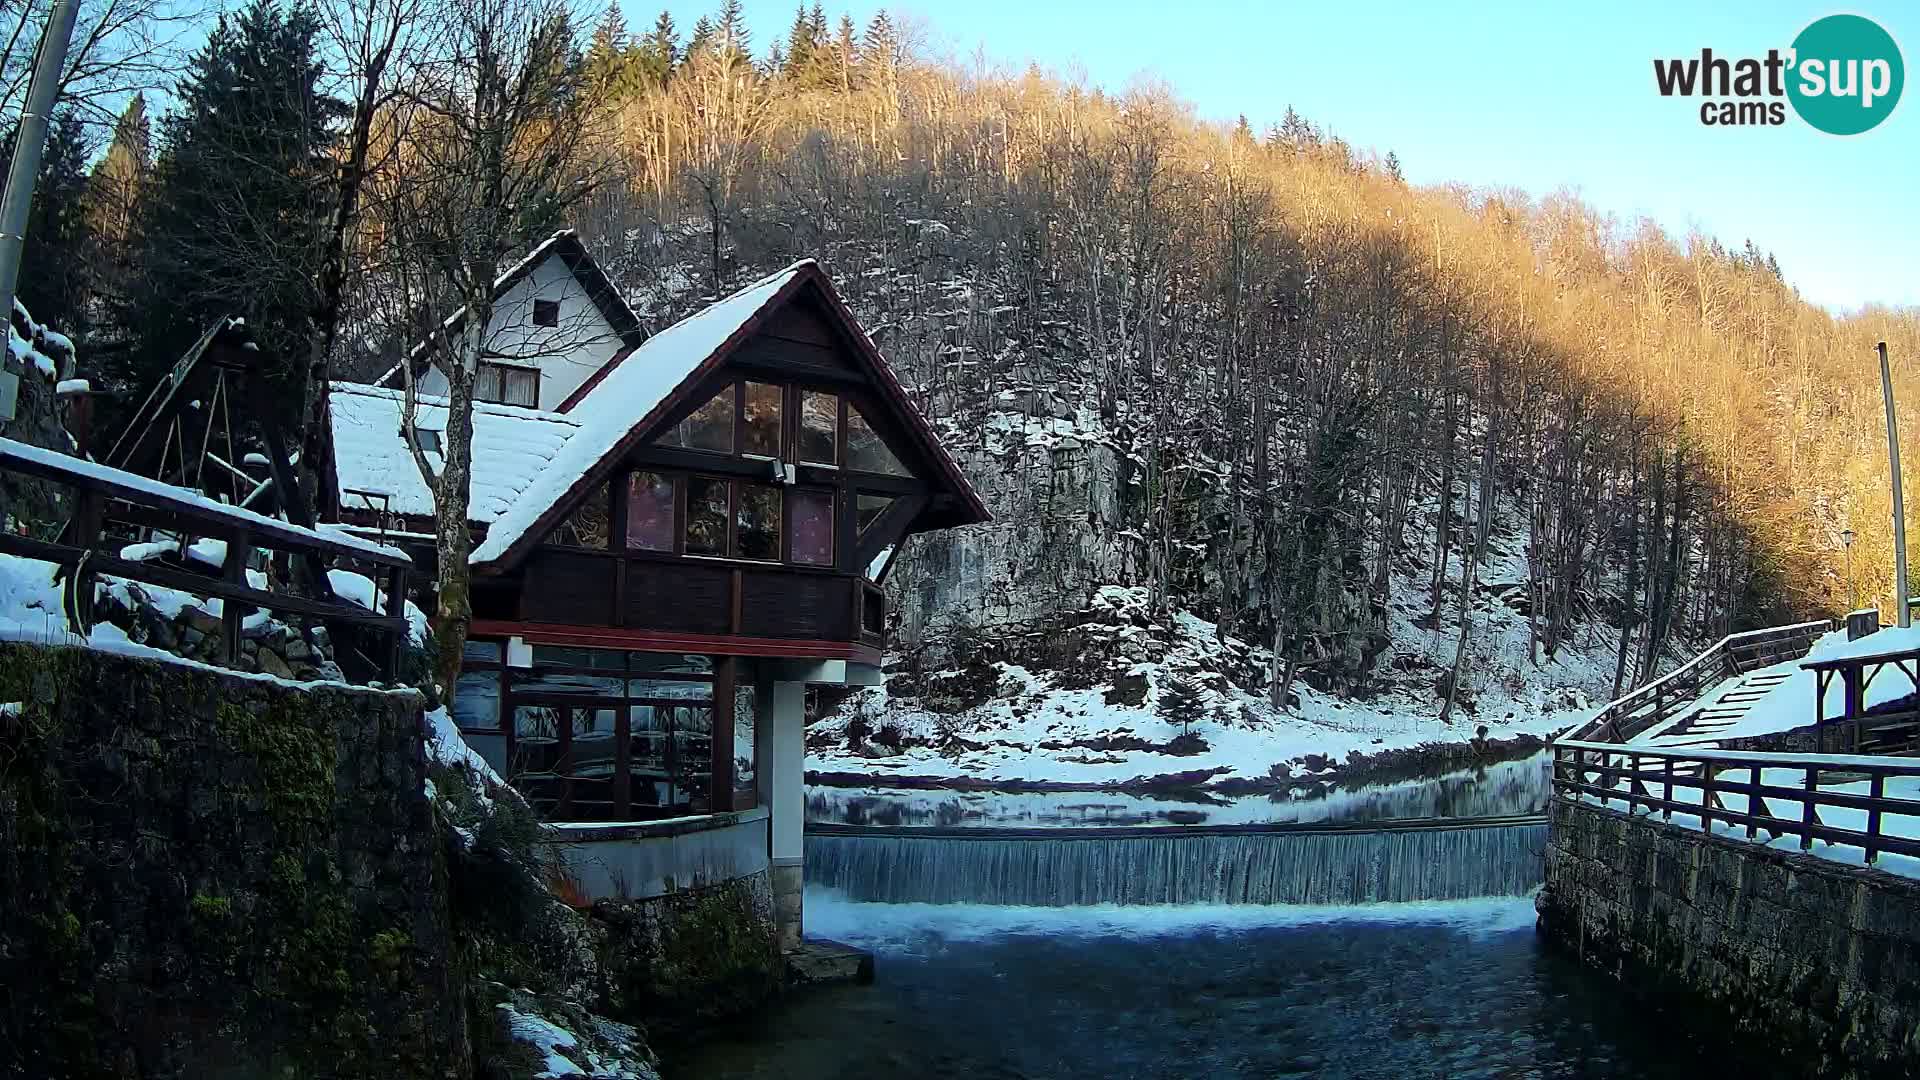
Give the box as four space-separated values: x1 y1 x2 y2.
847 405 910 477
659 386 735 453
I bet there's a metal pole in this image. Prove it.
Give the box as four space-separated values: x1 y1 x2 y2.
0 0 80 357
1882 342 1909 628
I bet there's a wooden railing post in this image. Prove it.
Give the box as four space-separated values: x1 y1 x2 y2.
1867 771 1886 864
1747 764 1761 838
381 565 406 681
221 531 254 667
1663 757 1674 821
1801 766 1820 851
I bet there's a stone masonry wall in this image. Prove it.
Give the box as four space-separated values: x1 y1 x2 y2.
0 641 468 1079
1540 797 1920 1079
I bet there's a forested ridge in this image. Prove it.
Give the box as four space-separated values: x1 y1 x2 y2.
29 0 1920 706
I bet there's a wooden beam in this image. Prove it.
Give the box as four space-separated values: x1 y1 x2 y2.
471 619 882 666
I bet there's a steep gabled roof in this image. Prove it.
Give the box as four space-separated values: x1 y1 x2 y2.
329 382 580 524
469 259 989 571
377 230 643 387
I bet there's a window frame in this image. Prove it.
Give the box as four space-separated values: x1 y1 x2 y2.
475 359 539 408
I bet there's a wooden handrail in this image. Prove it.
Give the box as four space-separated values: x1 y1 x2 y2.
1553 739 1920 865
1 444 412 683
1568 619 1837 743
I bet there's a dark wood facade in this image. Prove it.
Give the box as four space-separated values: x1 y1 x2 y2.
468 289 963 666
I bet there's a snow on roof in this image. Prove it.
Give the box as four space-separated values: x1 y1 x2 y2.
468 260 811 565
0 435 407 562
328 382 580 525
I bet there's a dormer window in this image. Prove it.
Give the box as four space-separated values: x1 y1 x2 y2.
532 299 560 327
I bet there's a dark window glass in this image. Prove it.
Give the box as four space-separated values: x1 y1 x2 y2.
792 489 834 566
848 405 910 476
626 470 675 551
453 671 501 731
668 386 735 452
629 678 715 701
532 299 560 327
742 382 782 457
462 639 502 663
531 645 624 669
629 652 712 674
670 704 713 811
799 391 838 465
686 476 729 555
856 493 894 536
733 685 756 789
737 483 781 560
510 668 625 696
547 482 609 548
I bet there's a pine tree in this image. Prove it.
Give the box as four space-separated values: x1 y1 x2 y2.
585 4 632 94
637 11 679 85
112 0 340 416
782 3 816 77
715 0 750 58
1157 677 1206 737
687 15 715 58
4 109 95 334
861 9 898 69
1384 150 1404 183
830 13 856 90
83 94 149 294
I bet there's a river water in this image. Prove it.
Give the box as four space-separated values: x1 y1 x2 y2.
666 757 1782 1078
668 893 1788 1080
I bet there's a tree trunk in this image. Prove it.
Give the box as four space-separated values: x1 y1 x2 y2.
1441 415 1495 726
430 308 485 696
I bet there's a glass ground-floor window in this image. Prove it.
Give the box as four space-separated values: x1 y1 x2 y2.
452 642 745 822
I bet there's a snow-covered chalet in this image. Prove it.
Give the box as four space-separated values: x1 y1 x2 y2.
323 231 988 942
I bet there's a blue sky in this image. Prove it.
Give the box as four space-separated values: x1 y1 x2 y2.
646 0 1918 312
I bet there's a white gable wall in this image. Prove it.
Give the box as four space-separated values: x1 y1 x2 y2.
416 255 624 409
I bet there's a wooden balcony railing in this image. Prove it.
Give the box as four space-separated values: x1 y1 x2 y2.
1553 739 1920 865
0 437 412 681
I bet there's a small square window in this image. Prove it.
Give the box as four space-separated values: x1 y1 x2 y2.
532 299 560 327
408 424 442 455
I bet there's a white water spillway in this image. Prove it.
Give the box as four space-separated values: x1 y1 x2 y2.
805 818 1547 906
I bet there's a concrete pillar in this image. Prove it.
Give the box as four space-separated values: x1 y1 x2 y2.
757 677 806 949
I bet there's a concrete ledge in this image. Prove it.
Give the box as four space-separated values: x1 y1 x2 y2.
784 938 874 987
541 807 771 901
541 805 769 844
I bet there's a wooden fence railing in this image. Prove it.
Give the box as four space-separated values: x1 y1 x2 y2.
1567 620 1838 744
1553 739 1920 865
0 437 412 680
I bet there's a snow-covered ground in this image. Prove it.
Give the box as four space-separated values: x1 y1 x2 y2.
814 543 1624 791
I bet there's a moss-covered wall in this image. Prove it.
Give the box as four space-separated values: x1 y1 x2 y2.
0 642 468 1080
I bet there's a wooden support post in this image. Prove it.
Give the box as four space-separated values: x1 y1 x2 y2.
64 489 104 633
613 704 631 821
381 565 405 681
1867 772 1886 865
1663 757 1674 821
222 531 254 667
714 656 737 811
1747 764 1761 838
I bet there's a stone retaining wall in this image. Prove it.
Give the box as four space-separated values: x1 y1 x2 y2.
0 641 466 1079
1541 797 1920 1078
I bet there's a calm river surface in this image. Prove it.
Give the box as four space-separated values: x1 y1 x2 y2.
666 893 1789 1080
